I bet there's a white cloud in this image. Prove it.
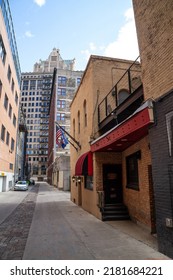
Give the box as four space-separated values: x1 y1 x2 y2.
81 43 95 61
104 7 139 60
81 42 102 63
34 0 46 7
89 42 96 51
80 7 139 68
25 31 34 38
81 49 91 62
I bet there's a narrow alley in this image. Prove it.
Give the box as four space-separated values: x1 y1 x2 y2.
0 182 169 260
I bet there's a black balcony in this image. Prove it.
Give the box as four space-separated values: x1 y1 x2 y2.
98 57 144 134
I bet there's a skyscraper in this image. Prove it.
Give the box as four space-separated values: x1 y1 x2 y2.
21 49 83 182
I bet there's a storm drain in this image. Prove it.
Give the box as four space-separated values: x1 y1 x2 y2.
0 185 39 260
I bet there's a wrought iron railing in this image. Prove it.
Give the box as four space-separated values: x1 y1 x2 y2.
97 191 105 209
98 57 142 125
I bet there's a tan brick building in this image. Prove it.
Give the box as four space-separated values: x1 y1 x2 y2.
133 0 173 101
0 0 21 191
70 55 155 231
132 0 173 258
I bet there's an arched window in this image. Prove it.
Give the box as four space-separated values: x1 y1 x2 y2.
118 89 129 105
73 119 75 138
78 111 80 134
83 100 87 127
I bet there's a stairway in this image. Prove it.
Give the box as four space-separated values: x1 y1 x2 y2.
101 203 130 221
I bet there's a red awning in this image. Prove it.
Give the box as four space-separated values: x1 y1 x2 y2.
91 105 154 152
75 151 93 176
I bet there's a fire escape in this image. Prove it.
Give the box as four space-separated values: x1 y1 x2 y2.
18 105 28 179
39 75 52 174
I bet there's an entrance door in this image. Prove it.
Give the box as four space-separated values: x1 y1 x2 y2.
103 164 122 204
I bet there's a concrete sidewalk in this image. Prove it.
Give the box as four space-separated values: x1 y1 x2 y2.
23 182 169 260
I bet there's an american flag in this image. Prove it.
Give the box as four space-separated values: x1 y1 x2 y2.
56 127 62 145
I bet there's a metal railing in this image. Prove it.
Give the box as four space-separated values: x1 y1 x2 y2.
98 57 142 125
97 191 105 209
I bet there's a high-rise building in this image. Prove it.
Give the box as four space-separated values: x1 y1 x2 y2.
20 72 53 179
0 0 21 192
21 49 83 182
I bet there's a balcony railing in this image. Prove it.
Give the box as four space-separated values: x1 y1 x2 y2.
98 57 142 126
97 191 104 209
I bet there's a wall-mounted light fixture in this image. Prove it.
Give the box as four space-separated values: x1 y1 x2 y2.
72 176 75 182
77 176 81 183
72 176 83 183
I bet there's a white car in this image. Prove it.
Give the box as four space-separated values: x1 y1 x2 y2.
14 181 29 191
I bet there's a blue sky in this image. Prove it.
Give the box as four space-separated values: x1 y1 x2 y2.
10 0 139 72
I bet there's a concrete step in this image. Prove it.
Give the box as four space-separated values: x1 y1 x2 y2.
101 203 130 221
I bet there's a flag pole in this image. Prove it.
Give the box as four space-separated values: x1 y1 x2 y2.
55 121 81 149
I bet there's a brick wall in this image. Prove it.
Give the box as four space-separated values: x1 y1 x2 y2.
122 136 153 229
133 0 173 100
70 56 139 209
133 0 173 258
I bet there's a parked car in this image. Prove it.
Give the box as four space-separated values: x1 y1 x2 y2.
14 181 29 191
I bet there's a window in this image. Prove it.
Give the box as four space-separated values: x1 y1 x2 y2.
4 93 8 110
8 104 12 118
0 35 6 64
78 111 80 133
83 100 87 127
9 163 13 170
73 119 75 138
126 151 141 190
13 114 16 127
15 92 18 105
57 113 65 121
118 89 129 105
1 125 6 141
57 100 66 108
22 80 29 90
58 76 66 86
7 65 12 82
37 80 43 89
77 77 81 87
58 88 66 96
85 176 93 190
11 138 15 151
30 80 36 90
6 131 10 145
11 78 14 92
0 79 2 98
